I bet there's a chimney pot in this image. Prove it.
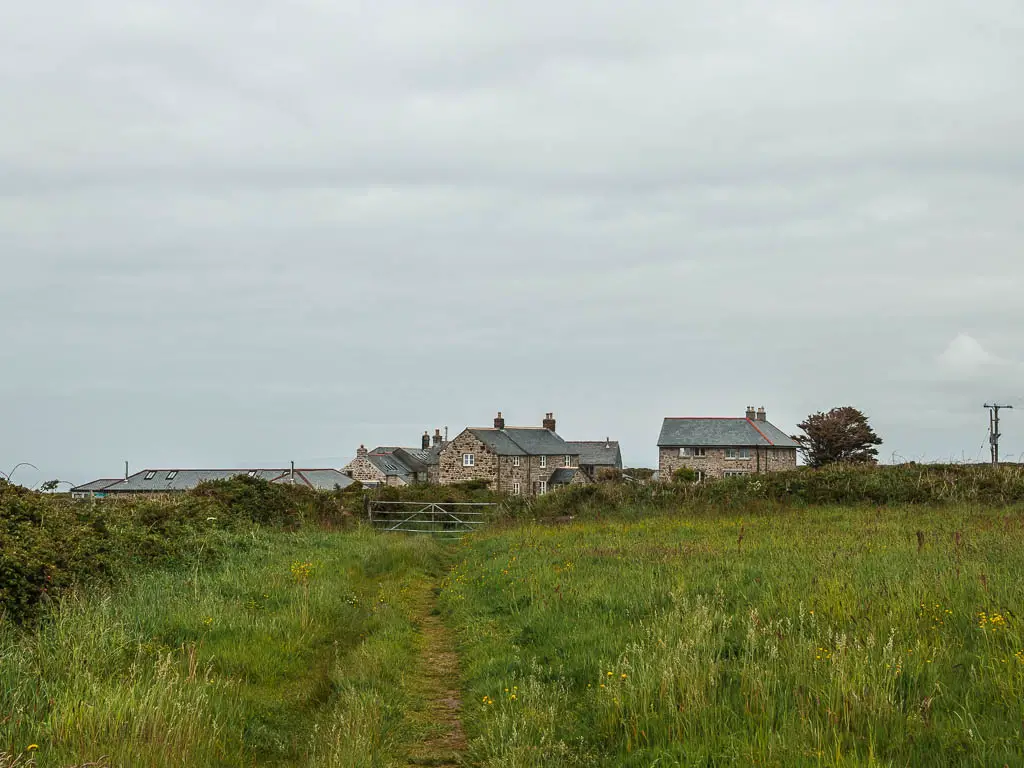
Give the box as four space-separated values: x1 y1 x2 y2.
433 428 442 447
356 444 368 458
422 431 431 450
757 406 767 422
494 411 505 429
745 406 756 420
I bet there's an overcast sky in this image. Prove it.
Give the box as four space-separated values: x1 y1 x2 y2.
3 0 1024 485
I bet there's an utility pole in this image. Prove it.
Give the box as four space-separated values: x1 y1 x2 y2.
984 404 1013 466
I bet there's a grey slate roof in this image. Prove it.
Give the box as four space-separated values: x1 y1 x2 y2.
71 478 122 493
423 442 448 465
565 441 622 468
89 468 353 493
397 448 433 466
549 468 580 485
469 427 571 457
658 418 799 448
469 429 527 456
367 454 415 481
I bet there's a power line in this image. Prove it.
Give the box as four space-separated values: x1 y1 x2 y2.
983 404 1014 466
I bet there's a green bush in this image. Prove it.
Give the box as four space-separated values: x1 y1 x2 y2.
0 476 354 624
671 467 699 484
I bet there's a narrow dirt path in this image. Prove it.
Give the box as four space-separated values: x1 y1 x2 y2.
405 592 467 768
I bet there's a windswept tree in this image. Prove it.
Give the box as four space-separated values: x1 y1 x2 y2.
792 407 882 468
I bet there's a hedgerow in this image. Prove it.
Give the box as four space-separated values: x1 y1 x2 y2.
0 476 353 624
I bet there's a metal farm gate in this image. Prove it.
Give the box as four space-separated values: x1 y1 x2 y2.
366 501 494 538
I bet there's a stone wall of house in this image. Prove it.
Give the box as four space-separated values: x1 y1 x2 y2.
438 431 584 496
343 456 387 485
438 430 500 489
496 454 531 495
581 462 618 480
570 468 592 485
658 446 797 481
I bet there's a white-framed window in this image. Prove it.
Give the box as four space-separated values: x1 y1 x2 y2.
248 470 258 478
564 455 573 467
166 471 178 480
513 456 521 467
463 453 475 467
537 481 547 495
725 448 752 460
539 456 547 468
512 482 521 495
724 470 748 477
681 448 707 458
696 470 706 482
144 471 156 480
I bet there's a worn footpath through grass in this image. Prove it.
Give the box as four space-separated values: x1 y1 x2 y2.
1 527 467 767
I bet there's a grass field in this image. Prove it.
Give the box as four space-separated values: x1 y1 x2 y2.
442 505 1024 767
1 528 448 767
3 502 1024 766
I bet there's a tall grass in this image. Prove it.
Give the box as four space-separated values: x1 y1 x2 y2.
441 504 1024 766
0 528 446 767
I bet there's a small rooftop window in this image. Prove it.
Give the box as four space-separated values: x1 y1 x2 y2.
166 471 178 480
144 471 156 480
248 470 258 478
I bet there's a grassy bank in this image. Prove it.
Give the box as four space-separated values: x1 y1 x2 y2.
1 528 446 767
440 504 1024 766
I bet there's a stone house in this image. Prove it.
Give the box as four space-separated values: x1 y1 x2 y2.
658 406 798 482
437 413 592 496
565 440 622 480
342 429 447 487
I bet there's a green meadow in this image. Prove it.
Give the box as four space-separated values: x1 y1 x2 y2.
3 478 1024 766
1 529 448 767
443 506 1024 766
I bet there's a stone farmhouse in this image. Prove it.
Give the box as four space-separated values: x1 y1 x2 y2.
437 412 617 496
342 430 447 487
658 406 798 482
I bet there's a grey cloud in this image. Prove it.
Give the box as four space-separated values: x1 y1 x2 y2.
2 0 1023 481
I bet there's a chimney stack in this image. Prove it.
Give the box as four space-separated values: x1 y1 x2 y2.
356 444 368 458
433 428 443 446
422 431 431 450
757 406 766 422
745 406 757 420
494 411 505 429
542 412 557 432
